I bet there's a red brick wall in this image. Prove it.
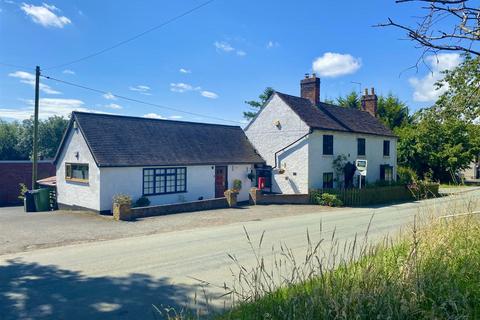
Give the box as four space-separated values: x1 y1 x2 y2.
0 161 56 206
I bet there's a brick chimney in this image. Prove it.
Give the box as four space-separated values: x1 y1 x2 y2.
300 73 320 105
361 87 378 117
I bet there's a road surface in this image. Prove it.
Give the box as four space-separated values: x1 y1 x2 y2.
1 190 479 319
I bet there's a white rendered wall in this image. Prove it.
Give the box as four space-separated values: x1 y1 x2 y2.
308 130 397 189
56 127 101 211
227 164 254 202
245 94 310 194
99 165 216 211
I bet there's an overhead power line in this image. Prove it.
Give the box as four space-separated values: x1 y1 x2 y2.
41 74 243 125
44 0 215 71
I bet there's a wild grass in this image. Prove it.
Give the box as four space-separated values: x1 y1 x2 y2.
156 197 480 320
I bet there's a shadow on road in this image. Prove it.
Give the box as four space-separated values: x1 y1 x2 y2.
0 259 211 320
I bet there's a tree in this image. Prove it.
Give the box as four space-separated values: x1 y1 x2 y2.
378 0 480 58
0 116 68 160
377 94 411 130
243 87 274 120
336 91 361 109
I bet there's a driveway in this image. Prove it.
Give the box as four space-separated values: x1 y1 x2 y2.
0 204 337 255
0 190 479 319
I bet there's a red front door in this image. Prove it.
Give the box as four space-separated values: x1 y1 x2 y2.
215 166 228 198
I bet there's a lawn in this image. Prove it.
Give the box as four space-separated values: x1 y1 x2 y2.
216 215 480 320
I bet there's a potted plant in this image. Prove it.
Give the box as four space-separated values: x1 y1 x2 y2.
113 194 132 221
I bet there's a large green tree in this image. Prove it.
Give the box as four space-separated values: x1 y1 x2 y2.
0 116 68 160
243 87 274 120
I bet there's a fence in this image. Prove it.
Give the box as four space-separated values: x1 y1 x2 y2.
310 184 440 207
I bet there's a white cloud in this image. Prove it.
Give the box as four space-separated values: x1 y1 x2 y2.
200 90 218 99
170 82 195 93
62 69 75 75
214 41 234 52
236 50 246 57
409 53 462 102
312 52 362 77
105 103 122 110
21 3 71 28
179 68 191 74
0 98 94 120
266 40 279 49
9 70 61 94
169 115 183 119
143 113 165 119
129 85 151 95
102 92 116 100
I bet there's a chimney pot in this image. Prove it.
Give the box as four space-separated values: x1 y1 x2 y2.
364 88 368 95
305 73 310 79
371 87 375 95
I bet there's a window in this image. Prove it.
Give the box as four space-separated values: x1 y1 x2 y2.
323 135 333 155
383 140 390 157
380 165 393 182
323 172 334 189
357 138 366 156
65 163 89 183
143 167 186 195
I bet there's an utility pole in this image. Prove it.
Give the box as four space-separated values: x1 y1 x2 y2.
32 66 40 189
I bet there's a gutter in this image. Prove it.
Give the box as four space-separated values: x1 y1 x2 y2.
273 130 312 169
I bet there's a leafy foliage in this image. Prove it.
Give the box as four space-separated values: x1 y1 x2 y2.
0 116 68 160
232 179 242 192
133 196 150 208
243 87 274 120
313 193 343 207
113 194 132 206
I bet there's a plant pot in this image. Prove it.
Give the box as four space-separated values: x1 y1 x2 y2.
113 202 132 221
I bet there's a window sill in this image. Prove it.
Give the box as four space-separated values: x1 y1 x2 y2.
66 178 89 184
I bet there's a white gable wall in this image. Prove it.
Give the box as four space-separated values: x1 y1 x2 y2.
245 94 310 193
308 130 397 189
56 127 101 210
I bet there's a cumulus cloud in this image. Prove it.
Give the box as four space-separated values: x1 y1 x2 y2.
0 98 100 120
21 3 71 28
62 69 75 75
129 85 151 95
200 90 218 99
312 52 362 77
102 92 116 100
9 70 61 94
104 103 122 110
409 53 462 102
143 113 165 119
214 41 246 56
179 68 191 74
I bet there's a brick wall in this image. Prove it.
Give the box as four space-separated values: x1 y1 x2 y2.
249 188 310 205
0 161 56 206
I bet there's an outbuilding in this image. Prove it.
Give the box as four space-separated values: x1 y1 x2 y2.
54 112 264 213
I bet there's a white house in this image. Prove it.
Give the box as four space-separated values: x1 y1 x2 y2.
54 112 264 213
245 74 398 194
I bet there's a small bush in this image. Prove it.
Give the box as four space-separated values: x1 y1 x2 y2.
18 183 28 200
113 194 132 205
314 193 343 207
232 179 242 192
397 166 418 184
133 196 150 208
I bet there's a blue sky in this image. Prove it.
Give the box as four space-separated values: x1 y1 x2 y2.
0 0 463 125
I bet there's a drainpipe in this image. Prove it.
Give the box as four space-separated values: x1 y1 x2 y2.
273 130 312 169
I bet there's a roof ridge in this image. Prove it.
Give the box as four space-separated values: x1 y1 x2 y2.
72 111 241 129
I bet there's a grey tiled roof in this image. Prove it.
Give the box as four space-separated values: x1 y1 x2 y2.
56 112 265 167
276 92 395 137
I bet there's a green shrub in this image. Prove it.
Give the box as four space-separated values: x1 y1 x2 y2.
133 196 150 208
113 194 132 205
18 183 28 200
314 193 343 207
232 179 242 192
397 166 418 184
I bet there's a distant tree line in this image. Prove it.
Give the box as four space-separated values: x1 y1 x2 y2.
0 116 69 160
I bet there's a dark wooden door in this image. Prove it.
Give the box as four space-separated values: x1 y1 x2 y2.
215 166 228 198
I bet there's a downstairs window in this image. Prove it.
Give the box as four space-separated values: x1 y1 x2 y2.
65 163 89 183
143 167 186 195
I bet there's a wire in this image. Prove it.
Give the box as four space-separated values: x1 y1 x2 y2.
44 0 215 71
41 74 243 125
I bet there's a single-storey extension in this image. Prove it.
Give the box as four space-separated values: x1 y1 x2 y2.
54 112 264 213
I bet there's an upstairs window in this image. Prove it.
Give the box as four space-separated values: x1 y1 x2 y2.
323 172 334 189
383 140 390 157
65 163 89 183
357 138 366 156
143 167 186 196
323 135 333 155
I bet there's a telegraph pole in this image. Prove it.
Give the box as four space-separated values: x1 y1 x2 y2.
32 66 40 189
